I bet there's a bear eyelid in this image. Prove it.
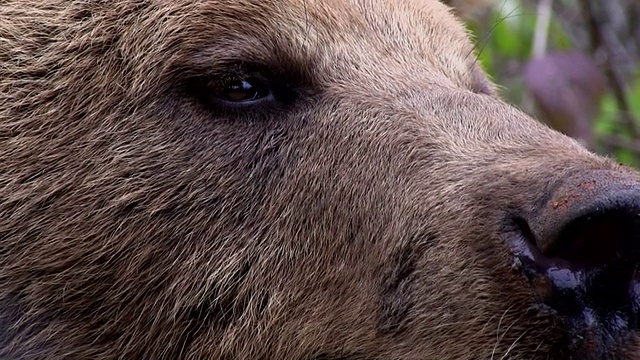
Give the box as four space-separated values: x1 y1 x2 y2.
183 63 300 114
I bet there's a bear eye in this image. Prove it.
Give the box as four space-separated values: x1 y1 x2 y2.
214 77 272 104
185 64 300 111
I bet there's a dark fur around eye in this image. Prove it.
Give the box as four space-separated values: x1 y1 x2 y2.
185 63 300 113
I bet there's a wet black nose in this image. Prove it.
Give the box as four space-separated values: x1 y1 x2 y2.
531 171 640 270
508 170 640 353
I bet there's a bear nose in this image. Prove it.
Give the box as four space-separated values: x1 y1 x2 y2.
508 170 640 347
531 170 640 269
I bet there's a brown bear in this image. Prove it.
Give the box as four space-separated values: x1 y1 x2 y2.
1 0 639 359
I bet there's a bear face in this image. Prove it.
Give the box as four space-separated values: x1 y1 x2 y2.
1 1 639 359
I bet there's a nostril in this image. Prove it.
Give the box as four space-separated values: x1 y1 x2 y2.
525 182 640 280
505 171 640 350
548 210 640 270
525 171 640 269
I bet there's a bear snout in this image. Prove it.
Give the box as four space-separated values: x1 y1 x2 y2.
505 170 640 357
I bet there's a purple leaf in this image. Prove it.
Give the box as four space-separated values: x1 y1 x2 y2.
524 52 606 147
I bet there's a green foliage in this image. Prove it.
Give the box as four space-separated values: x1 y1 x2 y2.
594 73 640 166
548 21 573 51
594 73 640 136
464 0 640 167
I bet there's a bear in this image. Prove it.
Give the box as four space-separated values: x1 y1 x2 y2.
1 0 640 359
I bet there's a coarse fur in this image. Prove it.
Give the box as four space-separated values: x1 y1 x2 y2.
1 0 639 359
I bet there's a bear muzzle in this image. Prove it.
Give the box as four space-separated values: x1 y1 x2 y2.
506 169 640 357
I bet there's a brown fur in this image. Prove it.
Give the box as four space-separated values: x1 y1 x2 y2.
0 0 638 359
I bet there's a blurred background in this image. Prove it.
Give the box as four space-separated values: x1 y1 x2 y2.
443 0 640 167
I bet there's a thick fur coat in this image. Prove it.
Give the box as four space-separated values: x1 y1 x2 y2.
1 0 639 359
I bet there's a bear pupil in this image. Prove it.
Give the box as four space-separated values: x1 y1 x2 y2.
222 79 267 102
